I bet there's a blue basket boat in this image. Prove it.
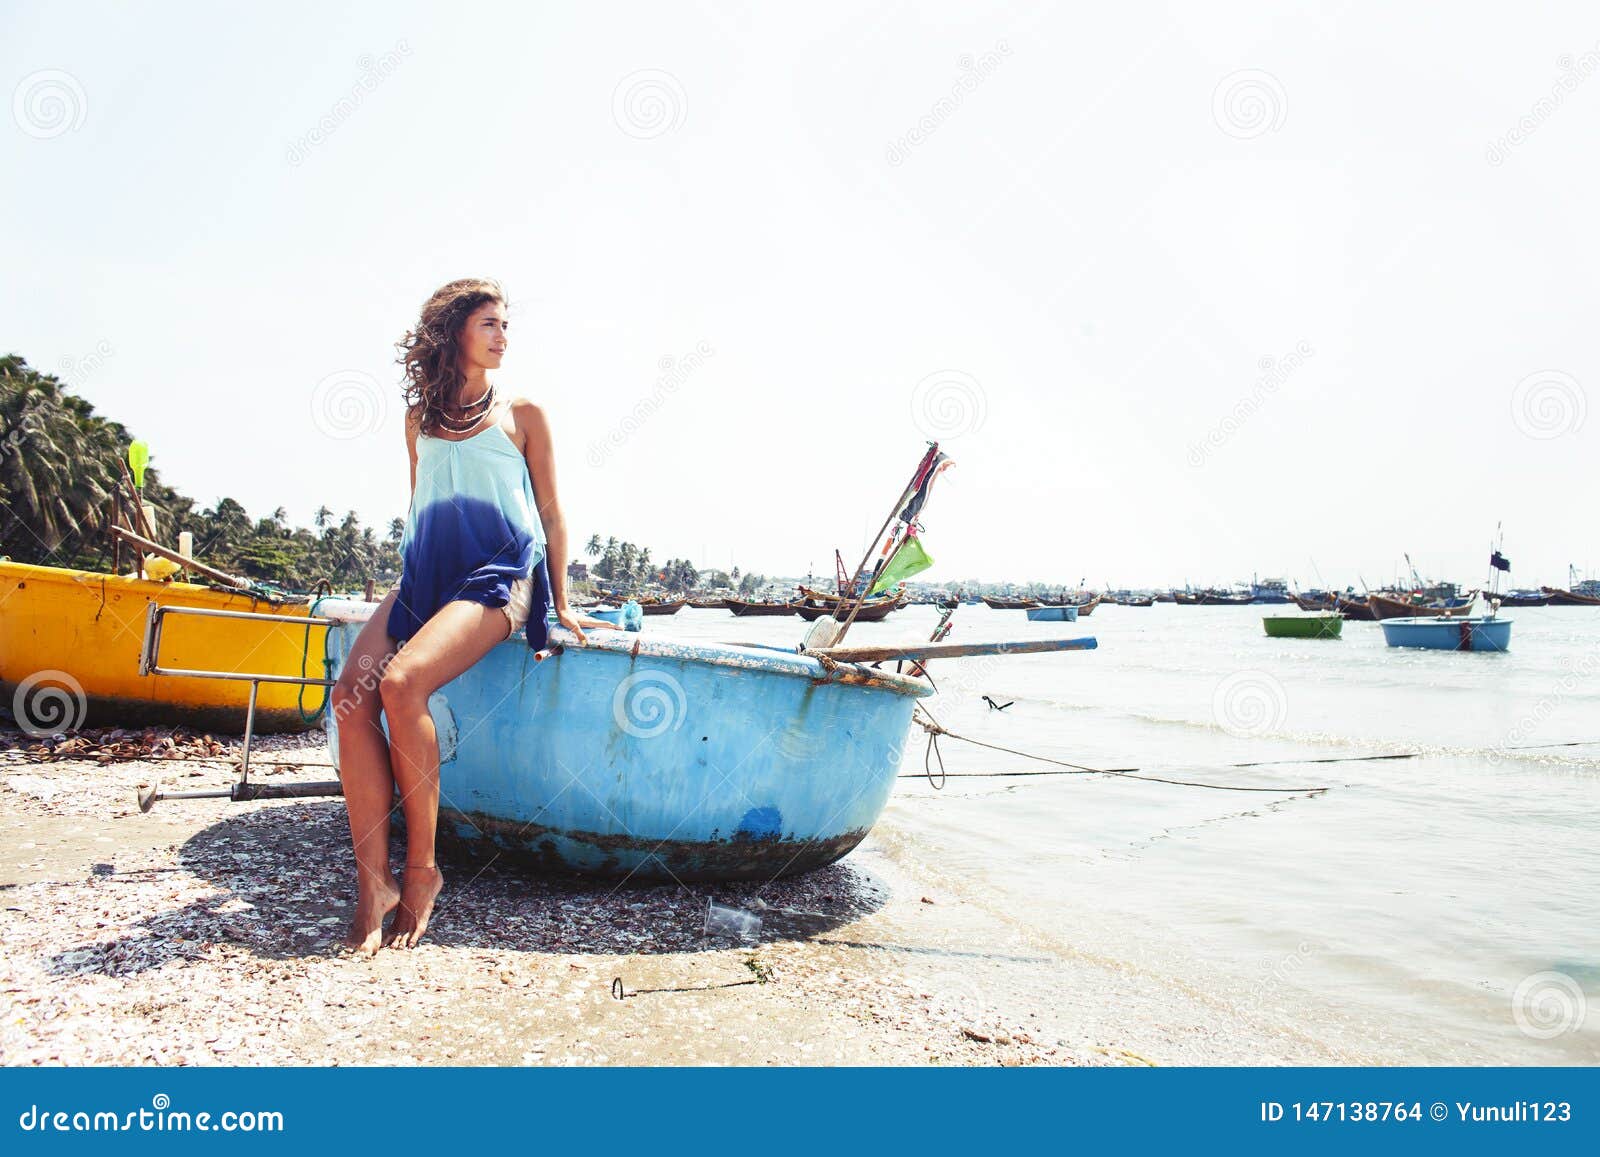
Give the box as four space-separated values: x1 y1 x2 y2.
1378 615 1512 652
1025 605 1078 622
577 600 643 631
319 599 938 881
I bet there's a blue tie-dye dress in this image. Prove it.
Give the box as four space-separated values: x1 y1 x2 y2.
385 416 552 650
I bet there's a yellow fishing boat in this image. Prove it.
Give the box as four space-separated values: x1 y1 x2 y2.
0 560 328 734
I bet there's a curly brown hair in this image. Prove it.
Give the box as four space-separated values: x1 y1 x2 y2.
397 278 507 436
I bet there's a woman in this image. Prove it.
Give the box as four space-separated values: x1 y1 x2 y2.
330 278 592 954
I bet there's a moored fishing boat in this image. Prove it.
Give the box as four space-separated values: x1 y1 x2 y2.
796 593 902 622
1250 577 1292 604
1336 594 1377 621
1292 591 1336 611
1198 590 1253 606
1379 616 1511 652
0 559 327 733
1495 590 1549 608
1262 613 1342 639
795 584 906 619
725 597 801 617
639 598 686 615
1367 591 1475 620
1026 604 1078 622
1541 586 1600 607
981 594 1039 610
1381 535 1514 651
797 584 855 605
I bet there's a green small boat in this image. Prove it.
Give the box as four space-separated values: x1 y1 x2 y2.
1262 613 1342 639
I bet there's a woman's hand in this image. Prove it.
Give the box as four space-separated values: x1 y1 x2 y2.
554 604 589 644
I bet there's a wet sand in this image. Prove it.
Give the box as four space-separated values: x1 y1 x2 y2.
0 727 1343 1066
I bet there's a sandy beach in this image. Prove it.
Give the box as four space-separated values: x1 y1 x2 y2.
0 725 1358 1068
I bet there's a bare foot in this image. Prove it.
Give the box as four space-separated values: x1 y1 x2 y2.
341 874 401 956
386 864 444 949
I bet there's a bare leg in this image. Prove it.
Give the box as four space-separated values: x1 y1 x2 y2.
332 588 404 954
379 597 515 948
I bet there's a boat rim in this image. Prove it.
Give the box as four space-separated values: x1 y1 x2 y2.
317 597 934 699
1378 616 1510 626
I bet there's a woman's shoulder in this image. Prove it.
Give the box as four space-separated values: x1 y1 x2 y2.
505 395 550 431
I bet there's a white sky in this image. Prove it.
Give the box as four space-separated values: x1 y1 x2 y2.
4 2 1595 590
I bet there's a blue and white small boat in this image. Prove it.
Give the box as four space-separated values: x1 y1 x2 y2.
314 602 928 880
1379 615 1512 652
1026 604 1078 622
310 598 1098 880
578 600 643 630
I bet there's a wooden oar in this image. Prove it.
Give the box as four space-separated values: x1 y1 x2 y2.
808 637 1096 663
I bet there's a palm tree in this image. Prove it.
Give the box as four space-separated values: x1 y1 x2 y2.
585 533 601 557
0 355 120 561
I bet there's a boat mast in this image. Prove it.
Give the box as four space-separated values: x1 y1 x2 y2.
1486 524 1504 616
831 443 938 645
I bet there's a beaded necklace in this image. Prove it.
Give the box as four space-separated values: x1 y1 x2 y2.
433 383 496 434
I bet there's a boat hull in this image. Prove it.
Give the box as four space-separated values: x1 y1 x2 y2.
1541 587 1600 607
1495 592 1549 608
639 599 685 615
1336 596 1377 621
1378 616 1512 652
1262 614 1342 639
1026 605 1078 622
797 598 898 622
321 602 931 881
1367 592 1474 620
0 560 326 734
725 599 799 616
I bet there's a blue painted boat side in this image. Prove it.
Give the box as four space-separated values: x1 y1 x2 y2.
1378 616 1513 652
320 609 930 880
1026 605 1078 622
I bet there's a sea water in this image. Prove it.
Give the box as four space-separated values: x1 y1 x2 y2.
658 602 1600 1063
